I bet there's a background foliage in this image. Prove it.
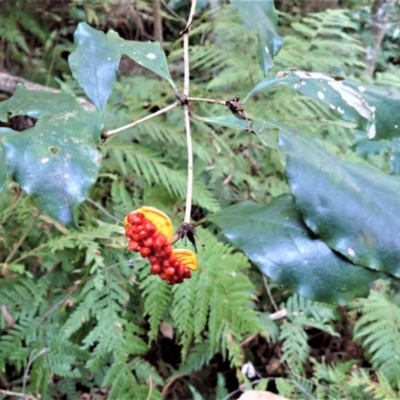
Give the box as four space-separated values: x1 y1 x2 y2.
1 0 400 399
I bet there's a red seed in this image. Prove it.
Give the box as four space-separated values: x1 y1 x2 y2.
159 272 168 280
128 240 140 252
162 260 171 269
143 237 153 248
150 264 161 275
183 268 191 279
125 227 135 238
140 247 151 257
177 264 186 276
148 255 158 264
138 230 150 240
128 213 144 225
175 276 184 284
143 221 156 234
131 234 140 242
163 244 172 256
153 235 166 250
164 267 175 276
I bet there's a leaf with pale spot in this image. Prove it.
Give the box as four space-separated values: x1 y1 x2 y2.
245 71 375 137
69 23 174 111
0 88 103 224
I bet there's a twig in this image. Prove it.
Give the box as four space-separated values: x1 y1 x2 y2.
36 286 78 326
153 0 163 43
263 275 278 312
366 0 395 77
86 198 123 224
3 211 41 267
0 389 38 400
104 101 180 137
145 376 153 400
186 97 227 106
1 305 15 327
161 0 186 23
270 308 288 321
161 374 186 397
22 348 48 395
181 0 197 224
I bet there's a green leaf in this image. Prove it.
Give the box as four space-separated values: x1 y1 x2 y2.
108 31 174 88
0 89 103 224
0 85 80 122
230 0 283 74
69 23 174 110
245 71 375 137
209 194 384 305
345 81 400 140
280 131 400 278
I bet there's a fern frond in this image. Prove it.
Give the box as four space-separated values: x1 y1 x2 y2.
353 290 400 384
141 274 172 340
349 369 400 400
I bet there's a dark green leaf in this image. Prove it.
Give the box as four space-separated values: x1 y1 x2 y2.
230 0 283 74
0 89 103 224
245 71 375 137
352 131 389 158
209 194 384 305
109 31 174 88
68 23 120 110
69 23 174 110
345 81 400 140
0 85 80 122
280 131 400 277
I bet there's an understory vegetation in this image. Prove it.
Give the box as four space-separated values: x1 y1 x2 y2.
1 1 400 399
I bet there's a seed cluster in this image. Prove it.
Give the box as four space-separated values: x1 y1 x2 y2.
125 212 192 284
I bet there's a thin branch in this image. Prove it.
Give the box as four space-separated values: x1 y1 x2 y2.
86 198 123 224
104 101 180 137
366 0 395 77
145 376 153 400
1 305 15 327
0 389 38 400
270 308 288 321
183 107 193 224
153 0 163 43
3 211 41 266
36 286 78 326
187 96 227 105
181 0 197 224
22 348 48 395
162 374 186 397
263 275 279 312
161 0 186 23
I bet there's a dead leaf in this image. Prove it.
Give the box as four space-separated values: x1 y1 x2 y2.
160 320 174 339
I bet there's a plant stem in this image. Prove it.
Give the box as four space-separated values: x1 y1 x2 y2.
182 0 197 223
105 101 180 137
4 211 40 265
187 96 226 105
